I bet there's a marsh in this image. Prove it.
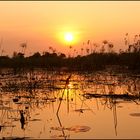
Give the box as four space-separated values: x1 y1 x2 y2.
0 69 140 139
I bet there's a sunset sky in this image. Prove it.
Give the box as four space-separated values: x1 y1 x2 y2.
0 1 140 56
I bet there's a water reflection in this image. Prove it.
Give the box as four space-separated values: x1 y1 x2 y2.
0 69 140 139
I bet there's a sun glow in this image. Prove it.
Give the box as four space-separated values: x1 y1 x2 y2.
57 29 80 46
64 32 74 42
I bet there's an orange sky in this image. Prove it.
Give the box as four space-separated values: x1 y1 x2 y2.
0 1 140 56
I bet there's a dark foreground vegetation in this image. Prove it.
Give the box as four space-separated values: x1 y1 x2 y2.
0 50 140 73
0 35 140 73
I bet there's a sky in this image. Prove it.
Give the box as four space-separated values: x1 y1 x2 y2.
0 1 140 56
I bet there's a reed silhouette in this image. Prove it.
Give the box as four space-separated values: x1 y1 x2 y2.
0 50 140 73
19 110 25 130
0 34 140 73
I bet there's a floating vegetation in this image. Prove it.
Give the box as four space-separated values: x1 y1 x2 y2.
50 125 91 133
35 113 40 116
66 125 91 133
2 136 32 139
74 108 91 113
13 98 19 103
29 118 41 121
117 105 123 108
50 134 67 139
50 126 64 131
0 124 16 128
0 106 12 110
129 113 140 117
83 93 140 100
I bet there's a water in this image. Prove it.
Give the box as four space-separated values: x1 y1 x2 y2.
0 69 140 139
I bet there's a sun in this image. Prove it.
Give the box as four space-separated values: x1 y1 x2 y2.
64 32 74 42
57 30 79 46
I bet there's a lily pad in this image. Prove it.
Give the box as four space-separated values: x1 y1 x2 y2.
66 125 91 133
50 134 66 139
130 113 140 117
50 125 91 133
50 126 64 131
74 108 91 113
2 136 32 139
117 105 123 108
0 106 12 110
29 118 41 121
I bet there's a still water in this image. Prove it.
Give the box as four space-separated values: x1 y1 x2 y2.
0 69 140 139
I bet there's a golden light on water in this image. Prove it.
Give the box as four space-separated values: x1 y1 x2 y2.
67 83 73 89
